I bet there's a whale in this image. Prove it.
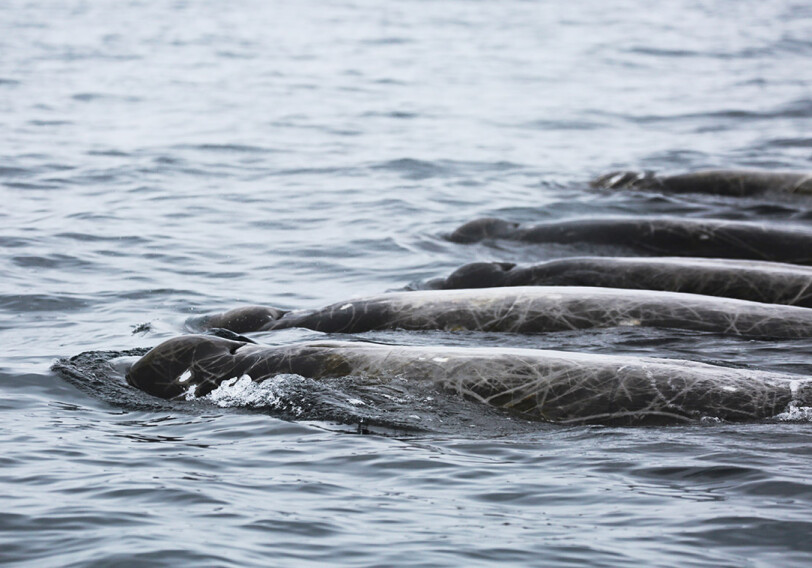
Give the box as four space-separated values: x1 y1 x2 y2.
590 169 812 196
446 216 812 265
126 335 812 424
190 286 812 339
425 257 812 308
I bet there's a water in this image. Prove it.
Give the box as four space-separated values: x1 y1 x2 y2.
2 0 811 565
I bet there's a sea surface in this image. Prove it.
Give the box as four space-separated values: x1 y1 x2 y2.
2 0 812 566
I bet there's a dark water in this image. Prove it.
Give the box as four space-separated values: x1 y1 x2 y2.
2 0 812 565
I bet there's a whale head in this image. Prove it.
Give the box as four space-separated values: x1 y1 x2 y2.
187 305 286 334
447 218 520 243
126 335 248 399
443 262 516 288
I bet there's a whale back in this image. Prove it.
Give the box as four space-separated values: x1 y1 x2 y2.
126 336 811 425
591 170 812 196
434 257 812 307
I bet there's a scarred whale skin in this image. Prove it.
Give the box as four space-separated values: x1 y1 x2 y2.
446 216 812 265
591 170 812 196
126 335 812 425
192 286 812 339
427 257 812 307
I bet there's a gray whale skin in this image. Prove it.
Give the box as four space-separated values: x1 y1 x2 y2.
192 286 812 339
446 216 812 265
126 335 812 425
591 169 812 196
428 257 812 308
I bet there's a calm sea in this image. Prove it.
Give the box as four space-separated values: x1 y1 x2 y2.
2 0 811 566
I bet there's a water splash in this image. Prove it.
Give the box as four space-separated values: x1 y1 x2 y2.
197 373 305 415
774 404 812 422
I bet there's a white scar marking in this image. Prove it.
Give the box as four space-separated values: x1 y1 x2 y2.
609 173 625 185
433 357 449 363
339 303 352 310
723 386 737 392
178 369 192 383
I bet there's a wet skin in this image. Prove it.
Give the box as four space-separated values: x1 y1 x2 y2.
190 286 812 339
446 216 812 265
590 169 812 196
426 257 812 307
126 335 812 425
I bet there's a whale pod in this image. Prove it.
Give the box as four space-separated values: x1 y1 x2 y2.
426 257 812 307
191 286 812 339
591 170 812 196
126 335 812 425
446 216 812 265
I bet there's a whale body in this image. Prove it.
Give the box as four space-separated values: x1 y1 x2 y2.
447 216 812 265
426 257 812 307
191 286 812 339
591 169 812 196
126 335 812 425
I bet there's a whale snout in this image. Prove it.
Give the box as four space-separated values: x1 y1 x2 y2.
447 218 520 243
188 305 286 333
443 262 516 288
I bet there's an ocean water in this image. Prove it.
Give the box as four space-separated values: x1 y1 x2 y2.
2 0 812 566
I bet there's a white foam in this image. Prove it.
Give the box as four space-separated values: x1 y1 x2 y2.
774 404 812 422
182 384 198 401
700 416 723 424
202 374 303 414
